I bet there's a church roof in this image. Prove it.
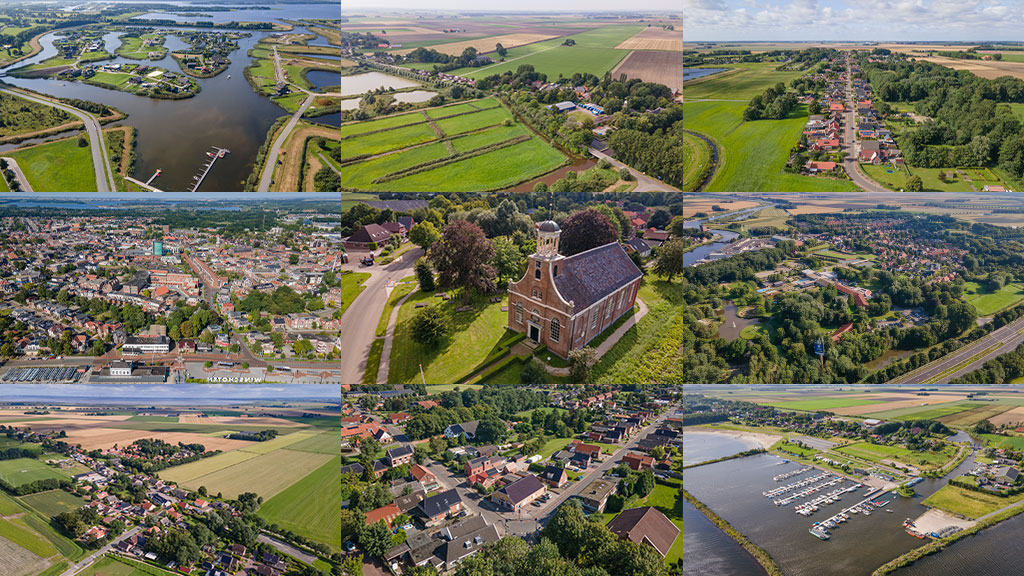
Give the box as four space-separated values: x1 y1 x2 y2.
553 243 641 313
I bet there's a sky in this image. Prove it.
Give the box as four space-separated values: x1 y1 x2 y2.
343 1 679 10
684 0 1024 41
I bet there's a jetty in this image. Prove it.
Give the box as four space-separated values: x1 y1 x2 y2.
190 147 230 192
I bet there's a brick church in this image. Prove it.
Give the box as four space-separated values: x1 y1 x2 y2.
507 220 642 359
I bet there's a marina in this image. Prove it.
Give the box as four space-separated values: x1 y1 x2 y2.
190 147 230 192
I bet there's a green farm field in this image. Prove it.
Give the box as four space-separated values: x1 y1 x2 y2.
158 450 261 484
171 449 333 500
684 101 858 192
18 490 86 518
236 430 319 455
859 163 1013 193
833 441 956 469
0 459 65 487
980 433 1024 450
684 62 810 101
963 281 1024 316
862 401 979 420
5 135 97 192
340 98 567 191
939 404 1014 428
258 455 341 550
283 430 339 454
683 132 711 192
923 484 1023 519
454 26 643 79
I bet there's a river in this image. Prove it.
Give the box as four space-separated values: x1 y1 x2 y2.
0 3 338 192
684 433 981 576
684 228 738 267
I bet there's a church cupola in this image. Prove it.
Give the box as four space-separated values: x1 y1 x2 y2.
536 220 561 260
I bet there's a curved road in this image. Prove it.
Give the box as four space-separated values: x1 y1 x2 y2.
587 147 678 192
257 93 315 192
338 247 422 385
0 87 116 192
0 157 34 191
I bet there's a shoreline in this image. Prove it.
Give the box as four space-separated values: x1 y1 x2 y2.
687 426 783 449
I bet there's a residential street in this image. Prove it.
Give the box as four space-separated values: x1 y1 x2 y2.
60 526 143 576
338 247 423 385
843 57 888 193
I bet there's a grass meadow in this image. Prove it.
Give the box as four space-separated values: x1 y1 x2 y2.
963 281 1024 316
258 455 341 550
0 459 66 487
6 135 97 192
683 132 711 191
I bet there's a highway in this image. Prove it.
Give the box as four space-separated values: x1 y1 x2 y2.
889 315 1024 384
0 87 117 193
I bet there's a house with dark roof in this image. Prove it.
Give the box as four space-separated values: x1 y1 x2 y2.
397 216 415 232
507 221 642 359
340 462 365 476
538 465 567 488
414 489 463 527
576 477 616 512
606 507 680 558
344 224 391 251
626 237 651 257
444 420 480 440
386 445 415 467
490 474 546 512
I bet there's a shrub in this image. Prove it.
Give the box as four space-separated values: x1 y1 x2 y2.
410 305 451 348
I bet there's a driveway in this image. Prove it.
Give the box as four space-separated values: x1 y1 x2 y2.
338 246 422 385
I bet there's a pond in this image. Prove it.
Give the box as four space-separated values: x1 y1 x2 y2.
305 69 340 91
393 90 438 103
684 67 729 81
341 71 420 96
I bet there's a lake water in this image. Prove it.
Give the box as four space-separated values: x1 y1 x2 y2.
0 4 339 192
718 301 761 341
684 67 728 81
394 90 438 103
306 69 340 90
683 430 755 466
894 511 1024 576
684 438 981 576
684 229 738 267
683 499 767 576
341 72 420 96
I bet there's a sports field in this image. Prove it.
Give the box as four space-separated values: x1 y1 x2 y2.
339 98 567 191
258 455 341 550
0 459 65 487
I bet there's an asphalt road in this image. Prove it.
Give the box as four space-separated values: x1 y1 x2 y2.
0 156 34 191
842 58 889 193
0 87 116 193
257 92 315 192
60 526 142 576
587 148 677 192
337 247 422 385
889 314 1024 384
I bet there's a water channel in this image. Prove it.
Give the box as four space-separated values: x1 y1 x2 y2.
0 3 338 192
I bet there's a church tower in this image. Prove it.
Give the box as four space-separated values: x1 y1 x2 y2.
536 220 563 260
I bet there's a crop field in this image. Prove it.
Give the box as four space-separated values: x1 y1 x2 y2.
77 555 153 576
339 98 567 191
684 62 809 101
611 50 682 92
171 449 334 499
757 397 882 411
918 55 1024 81
0 459 65 487
979 433 1024 450
396 33 556 56
614 27 682 52
963 281 1024 315
257 456 341 549
988 406 1024 426
684 101 858 192
0 525 47 576
236 431 319 455
158 449 261 484
861 401 979 421
19 490 86 518
282 430 338 454
938 404 1014 428
459 26 644 80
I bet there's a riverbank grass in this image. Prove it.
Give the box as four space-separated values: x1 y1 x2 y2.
5 134 97 192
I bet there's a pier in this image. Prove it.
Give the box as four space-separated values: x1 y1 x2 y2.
145 169 162 186
809 490 894 539
189 147 230 192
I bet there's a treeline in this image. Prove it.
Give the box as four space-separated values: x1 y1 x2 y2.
935 50 1003 61
608 127 684 188
743 83 797 121
131 19 273 29
0 446 39 460
863 57 1024 177
681 412 729 425
228 429 278 441
951 341 1024 384
1 476 72 496
396 46 495 73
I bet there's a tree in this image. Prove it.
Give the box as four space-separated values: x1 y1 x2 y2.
491 236 526 284
653 239 685 282
568 347 597 383
475 414 507 444
649 446 666 460
360 436 381 460
559 209 619 257
648 208 671 230
409 220 440 250
77 136 87 147
416 260 436 292
521 357 547 384
619 167 632 181
905 174 924 191
495 42 507 57
429 220 496 295
411 305 451 347
358 520 393 558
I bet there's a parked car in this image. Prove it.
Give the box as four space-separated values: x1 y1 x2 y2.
361 256 374 266
344 541 356 552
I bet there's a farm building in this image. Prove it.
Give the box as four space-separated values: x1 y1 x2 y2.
547 101 576 113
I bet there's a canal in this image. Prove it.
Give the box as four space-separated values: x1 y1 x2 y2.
0 3 338 192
